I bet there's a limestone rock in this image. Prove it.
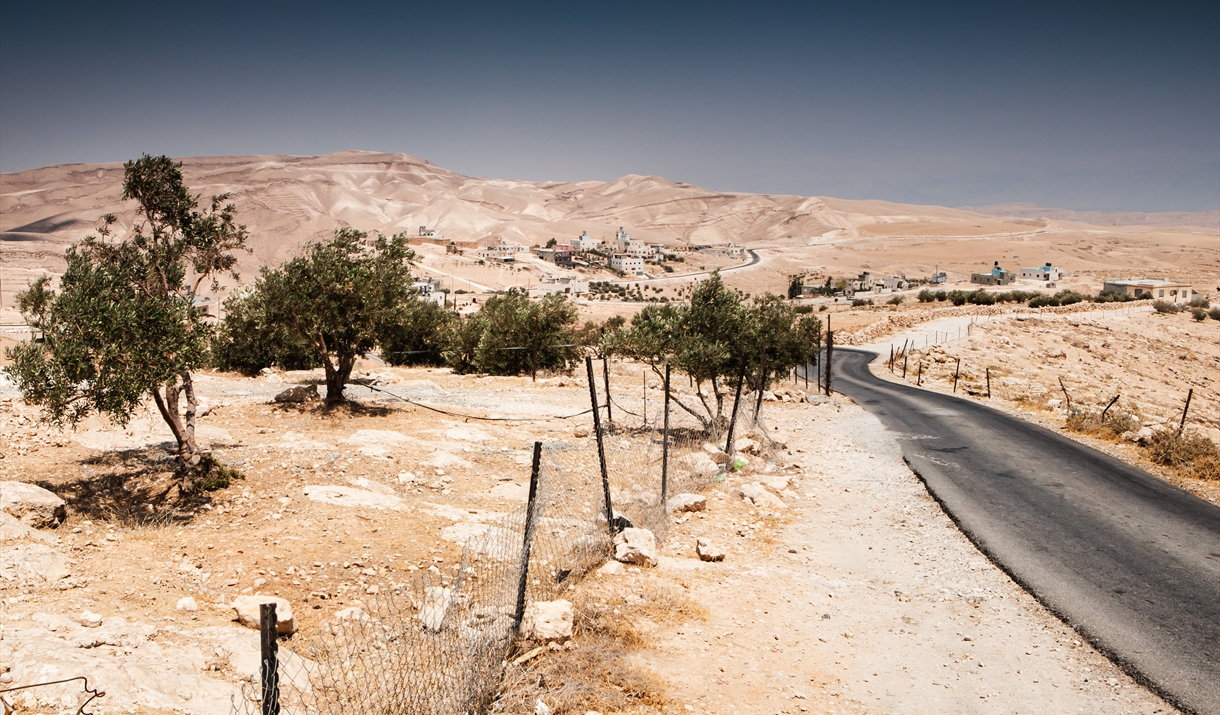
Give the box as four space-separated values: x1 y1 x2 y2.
702 443 730 464
0 481 67 528
613 527 658 567
696 538 725 562
1136 426 1155 445
573 425 591 438
740 482 787 510
78 611 103 628
334 607 368 622
597 561 626 577
232 595 296 635
421 586 453 631
668 493 706 513
521 599 574 641
302 485 405 510
677 452 720 478
0 542 70 585
733 437 761 456
274 384 319 403
761 477 790 492
176 597 199 612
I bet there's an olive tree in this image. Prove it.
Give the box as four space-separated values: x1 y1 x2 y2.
609 272 820 429
239 228 416 404
4 155 247 489
446 289 579 378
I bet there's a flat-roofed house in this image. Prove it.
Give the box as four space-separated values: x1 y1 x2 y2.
1102 278 1195 303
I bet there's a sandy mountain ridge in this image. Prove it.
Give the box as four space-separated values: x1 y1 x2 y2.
8 149 1201 270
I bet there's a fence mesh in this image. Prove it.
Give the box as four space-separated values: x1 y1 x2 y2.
231 357 793 715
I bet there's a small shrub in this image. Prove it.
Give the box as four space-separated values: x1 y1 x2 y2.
852 298 874 307
917 289 935 303
1146 430 1220 481
887 294 904 305
948 290 967 306
1209 307 1220 321
1095 290 1135 303
819 304 828 311
1153 300 1180 314
1191 308 1207 321
968 289 996 305
1066 409 1140 441
1029 294 1059 308
1187 296 1209 309
935 290 947 301
1055 290 1084 306
795 304 814 314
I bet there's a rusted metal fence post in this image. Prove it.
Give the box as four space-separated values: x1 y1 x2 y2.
661 363 672 509
602 356 613 424
953 358 961 392
586 356 615 536
514 441 543 633
917 362 922 386
1178 388 1194 434
824 327 833 396
260 603 280 715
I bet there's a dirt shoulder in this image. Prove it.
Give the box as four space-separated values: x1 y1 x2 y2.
624 398 1176 714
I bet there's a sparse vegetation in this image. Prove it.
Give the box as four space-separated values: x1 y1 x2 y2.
887 294 904 305
852 297 874 307
1209 307 1220 321
1191 308 1207 321
1152 300 1180 314
1147 430 1220 481
4 154 247 491
1065 408 1139 441
918 289 935 302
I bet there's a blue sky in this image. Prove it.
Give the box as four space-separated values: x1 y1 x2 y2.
1 0 1217 211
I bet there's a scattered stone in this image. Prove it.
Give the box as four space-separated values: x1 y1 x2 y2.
176 597 199 612
740 482 787 510
573 425 591 438
734 437 761 455
274 384 319 403
535 700 552 715
1045 398 1063 409
0 481 67 528
597 561 626 577
668 493 707 513
761 477 790 492
1136 426 1155 445
696 538 725 562
702 443 730 464
521 599 574 641
231 595 297 635
78 611 103 628
677 452 720 478
613 527 658 567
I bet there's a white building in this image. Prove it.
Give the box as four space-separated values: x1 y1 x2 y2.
610 253 645 275
570 231 598 252
1021 263 1065 282
534 276 588 297
881 275 908 291
1102 278 1195 303
474 245 527 262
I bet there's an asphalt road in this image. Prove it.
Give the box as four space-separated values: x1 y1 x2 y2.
830 348 1220 715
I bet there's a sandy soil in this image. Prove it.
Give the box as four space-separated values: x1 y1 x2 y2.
0 359 1182 714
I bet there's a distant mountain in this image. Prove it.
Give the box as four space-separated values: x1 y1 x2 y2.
966 203 1219 229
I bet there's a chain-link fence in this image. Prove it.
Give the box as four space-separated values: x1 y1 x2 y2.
232 355 793 715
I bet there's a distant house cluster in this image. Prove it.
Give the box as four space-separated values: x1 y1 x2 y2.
971 261 1017 286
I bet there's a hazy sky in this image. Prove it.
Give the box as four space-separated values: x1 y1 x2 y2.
1 0 1217 211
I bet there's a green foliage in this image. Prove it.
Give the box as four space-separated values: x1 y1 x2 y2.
1152 300 1180 314
851 298 874 307
211 289 320 375
4 155 247 484
1187 295 1209 309
917 289 935 302
237 228 417 403
448 290 579 377
1191 307 1207 321
609 272 819 427
787 274 804 300
1094 290 1138 303
545 237 558 248
935 290 947 301
381 300 455 367
1209 307 1220 321
887 294 904 305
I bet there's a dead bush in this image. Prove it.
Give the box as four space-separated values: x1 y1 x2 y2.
1146 429 1220 481
1065 409 1139 441
493 583 705 714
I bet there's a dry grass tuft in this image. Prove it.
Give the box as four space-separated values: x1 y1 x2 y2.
1147 429 1220 481
1065 409 1140 441
492 582 706 714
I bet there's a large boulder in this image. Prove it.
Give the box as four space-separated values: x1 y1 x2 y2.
231 595 296 635
613 527 658 567
0 481 66 529
274 384 319 403
702 443 730 464
521 599 574 641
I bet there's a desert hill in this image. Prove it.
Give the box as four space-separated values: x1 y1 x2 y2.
3 151 1218 316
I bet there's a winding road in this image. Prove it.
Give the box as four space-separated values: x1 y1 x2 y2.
830 348 1220 715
